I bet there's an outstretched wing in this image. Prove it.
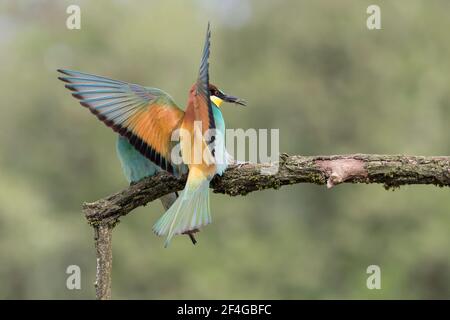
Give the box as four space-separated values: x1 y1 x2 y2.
194 22 215 135
58 69 186 176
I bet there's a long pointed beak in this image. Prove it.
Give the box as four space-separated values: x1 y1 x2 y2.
219 92 247 106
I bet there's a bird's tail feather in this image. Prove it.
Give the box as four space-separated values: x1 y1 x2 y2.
153 178 211 247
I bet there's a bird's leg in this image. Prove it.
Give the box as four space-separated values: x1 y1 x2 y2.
187 233 197 245
232 159 250 169
183 229 199 245
226 151 250 169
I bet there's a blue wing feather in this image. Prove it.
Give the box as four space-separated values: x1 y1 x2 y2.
116 135 160 183
58 68 188 176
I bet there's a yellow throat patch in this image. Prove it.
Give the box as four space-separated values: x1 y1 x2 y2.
210 96 223 107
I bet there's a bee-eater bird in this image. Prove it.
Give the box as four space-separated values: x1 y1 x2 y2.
115 92 231 246
58 23 245 246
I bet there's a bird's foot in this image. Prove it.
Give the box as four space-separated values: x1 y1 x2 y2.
233 159 251 169
183 229 199 245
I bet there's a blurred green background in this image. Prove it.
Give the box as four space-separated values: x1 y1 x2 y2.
0 0 449 299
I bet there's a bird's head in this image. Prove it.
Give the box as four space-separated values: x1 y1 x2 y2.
208 83 246 108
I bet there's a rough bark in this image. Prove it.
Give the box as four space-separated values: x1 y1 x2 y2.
93 223 113 300
84 154 450 225
84 153 450 299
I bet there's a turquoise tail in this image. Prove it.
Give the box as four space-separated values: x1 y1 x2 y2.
153 180 211 247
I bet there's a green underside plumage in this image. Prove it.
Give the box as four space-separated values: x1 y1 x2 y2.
116 135 160 183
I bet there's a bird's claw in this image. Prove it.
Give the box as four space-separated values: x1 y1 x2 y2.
183 229 199 245
233 160 250 169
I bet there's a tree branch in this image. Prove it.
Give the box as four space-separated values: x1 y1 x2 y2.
93 223 113 300
83 153 450 299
